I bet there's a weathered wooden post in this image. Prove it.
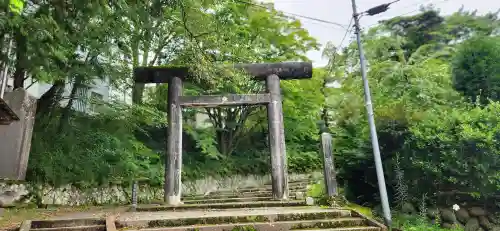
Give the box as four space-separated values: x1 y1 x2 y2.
134 67 189 206
166 76 183 205
266 74 288 200
321 132 338 196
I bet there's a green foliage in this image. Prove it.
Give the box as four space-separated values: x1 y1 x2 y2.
8 0 23 14
452 36 500 104
397 216 463 231
407 101 500 197
20 0 323 187
28 102 166 187
325 8 500 208
2 2 499 223
306 180 325 199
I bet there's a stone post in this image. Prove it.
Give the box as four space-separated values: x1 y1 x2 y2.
321 132 338 196
131 181 138 211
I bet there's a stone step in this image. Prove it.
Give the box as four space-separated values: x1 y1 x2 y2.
119 209 352 228
184 190 306 200
298 227 381 231
30 225 106 231
183 196 273 204
136 200 307 212
201 187 307 195
30 219 105 229
238 184 309 191
122 218 367 231
263 181 311 187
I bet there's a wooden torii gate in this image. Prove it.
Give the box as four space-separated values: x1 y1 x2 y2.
134 62 313 205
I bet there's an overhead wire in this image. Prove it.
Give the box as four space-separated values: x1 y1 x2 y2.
324 18 354 79
337 18 355 54
363 0 450 28
234 0 349 29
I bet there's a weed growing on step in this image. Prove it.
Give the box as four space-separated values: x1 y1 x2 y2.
306 180 347 207
230 225 256 231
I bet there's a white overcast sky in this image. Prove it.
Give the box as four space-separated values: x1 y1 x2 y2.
261 0 500 67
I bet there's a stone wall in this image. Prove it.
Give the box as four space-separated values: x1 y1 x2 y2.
0 172 322 207
395 202 500 231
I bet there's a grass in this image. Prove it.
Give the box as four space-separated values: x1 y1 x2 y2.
401 220 463 231
345 203 373 218
304 181 463 231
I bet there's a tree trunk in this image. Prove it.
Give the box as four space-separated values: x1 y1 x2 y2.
216 130 232 156
36 79 65 117
58 76 82 132
13 28 26 89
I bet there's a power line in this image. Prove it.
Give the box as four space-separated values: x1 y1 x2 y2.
234 0 349 29
338 18 354 51
325 18 354 76
363 0 449 28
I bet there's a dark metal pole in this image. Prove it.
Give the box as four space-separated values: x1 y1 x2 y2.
266 74 288 200
350 0 392 227
166 76 183 205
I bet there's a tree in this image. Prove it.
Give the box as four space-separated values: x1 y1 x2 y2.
381 8 500 61
381 10 445 60
452 36 500 104
323 13 470 204
148 0 319 157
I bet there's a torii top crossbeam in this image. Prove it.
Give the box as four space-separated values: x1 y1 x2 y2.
133 62 313 83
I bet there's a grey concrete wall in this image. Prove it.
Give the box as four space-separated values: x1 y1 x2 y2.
0 89 37 180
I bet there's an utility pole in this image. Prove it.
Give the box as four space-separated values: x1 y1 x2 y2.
350 0 399 228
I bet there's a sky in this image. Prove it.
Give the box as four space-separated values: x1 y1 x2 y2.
261 0 500 67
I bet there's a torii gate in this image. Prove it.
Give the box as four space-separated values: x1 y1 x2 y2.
134 62 313 205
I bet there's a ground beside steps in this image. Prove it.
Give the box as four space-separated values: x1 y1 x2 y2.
17 180 386 231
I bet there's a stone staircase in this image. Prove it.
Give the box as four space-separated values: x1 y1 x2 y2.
16 180 386 231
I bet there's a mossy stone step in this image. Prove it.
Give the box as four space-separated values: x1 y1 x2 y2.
123 210 352 228
136 200 307 212
183 196 273 204
298 227 381 231
31 219 105 229
263 182 311 187
183 189 306 199
234 185 309 192
122 218 367 231
205 187 307 194
182 191 272 199
30 225 106 231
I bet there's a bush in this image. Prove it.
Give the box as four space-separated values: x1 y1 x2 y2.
28 103 165 188
452 36 500 104
399 217 463 231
